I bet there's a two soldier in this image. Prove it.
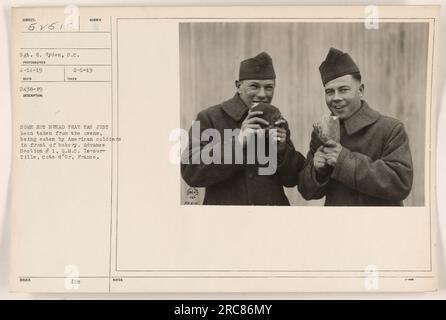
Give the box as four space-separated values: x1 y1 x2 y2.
181 48 413 206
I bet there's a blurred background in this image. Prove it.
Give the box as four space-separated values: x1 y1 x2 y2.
179 22 429 206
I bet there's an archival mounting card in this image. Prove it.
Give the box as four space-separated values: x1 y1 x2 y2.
9 5 440 292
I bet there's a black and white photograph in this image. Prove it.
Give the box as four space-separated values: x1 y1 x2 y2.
180 22 428 206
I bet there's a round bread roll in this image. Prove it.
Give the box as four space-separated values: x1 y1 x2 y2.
250 102 285 129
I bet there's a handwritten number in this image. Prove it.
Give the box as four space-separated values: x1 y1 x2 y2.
27 22 36 31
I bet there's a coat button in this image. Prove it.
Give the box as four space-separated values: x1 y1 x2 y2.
247 172 254 179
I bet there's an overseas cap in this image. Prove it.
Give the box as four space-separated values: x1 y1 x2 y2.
319 47 360 85
239 52 276 81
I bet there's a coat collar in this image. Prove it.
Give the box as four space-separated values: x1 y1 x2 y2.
342 100 380 136
221 94 249 122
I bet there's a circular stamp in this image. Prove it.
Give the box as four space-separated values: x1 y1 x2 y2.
185 187 199 204
186 187 198 199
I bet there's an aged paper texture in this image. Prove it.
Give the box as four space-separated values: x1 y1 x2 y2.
9 5 440 292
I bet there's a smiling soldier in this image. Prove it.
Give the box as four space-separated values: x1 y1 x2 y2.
298 47 413 206
181 52 305 205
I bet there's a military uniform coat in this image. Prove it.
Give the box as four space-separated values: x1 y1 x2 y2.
298 100 413 206
181 94 305 205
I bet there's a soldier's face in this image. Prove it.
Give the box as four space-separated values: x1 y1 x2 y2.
236 79 275 107
324 74 364 120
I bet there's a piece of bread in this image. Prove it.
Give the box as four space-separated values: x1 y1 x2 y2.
250 103 285 129
315 115 340 143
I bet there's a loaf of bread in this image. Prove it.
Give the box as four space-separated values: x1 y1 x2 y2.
250 102 285 129
315 115 340 143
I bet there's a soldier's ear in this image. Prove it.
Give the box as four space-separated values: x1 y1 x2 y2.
235 80 244 94
359 83 365 97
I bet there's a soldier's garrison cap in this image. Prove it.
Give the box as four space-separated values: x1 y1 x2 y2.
319 47 361 85
239 52 276 81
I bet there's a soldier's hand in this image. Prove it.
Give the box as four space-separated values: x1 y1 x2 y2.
313 146 328 173
274 118 287 128
269 127 287 154
322 139 343 167
238 110 269 146
272 118 289 153
310 125 324 154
